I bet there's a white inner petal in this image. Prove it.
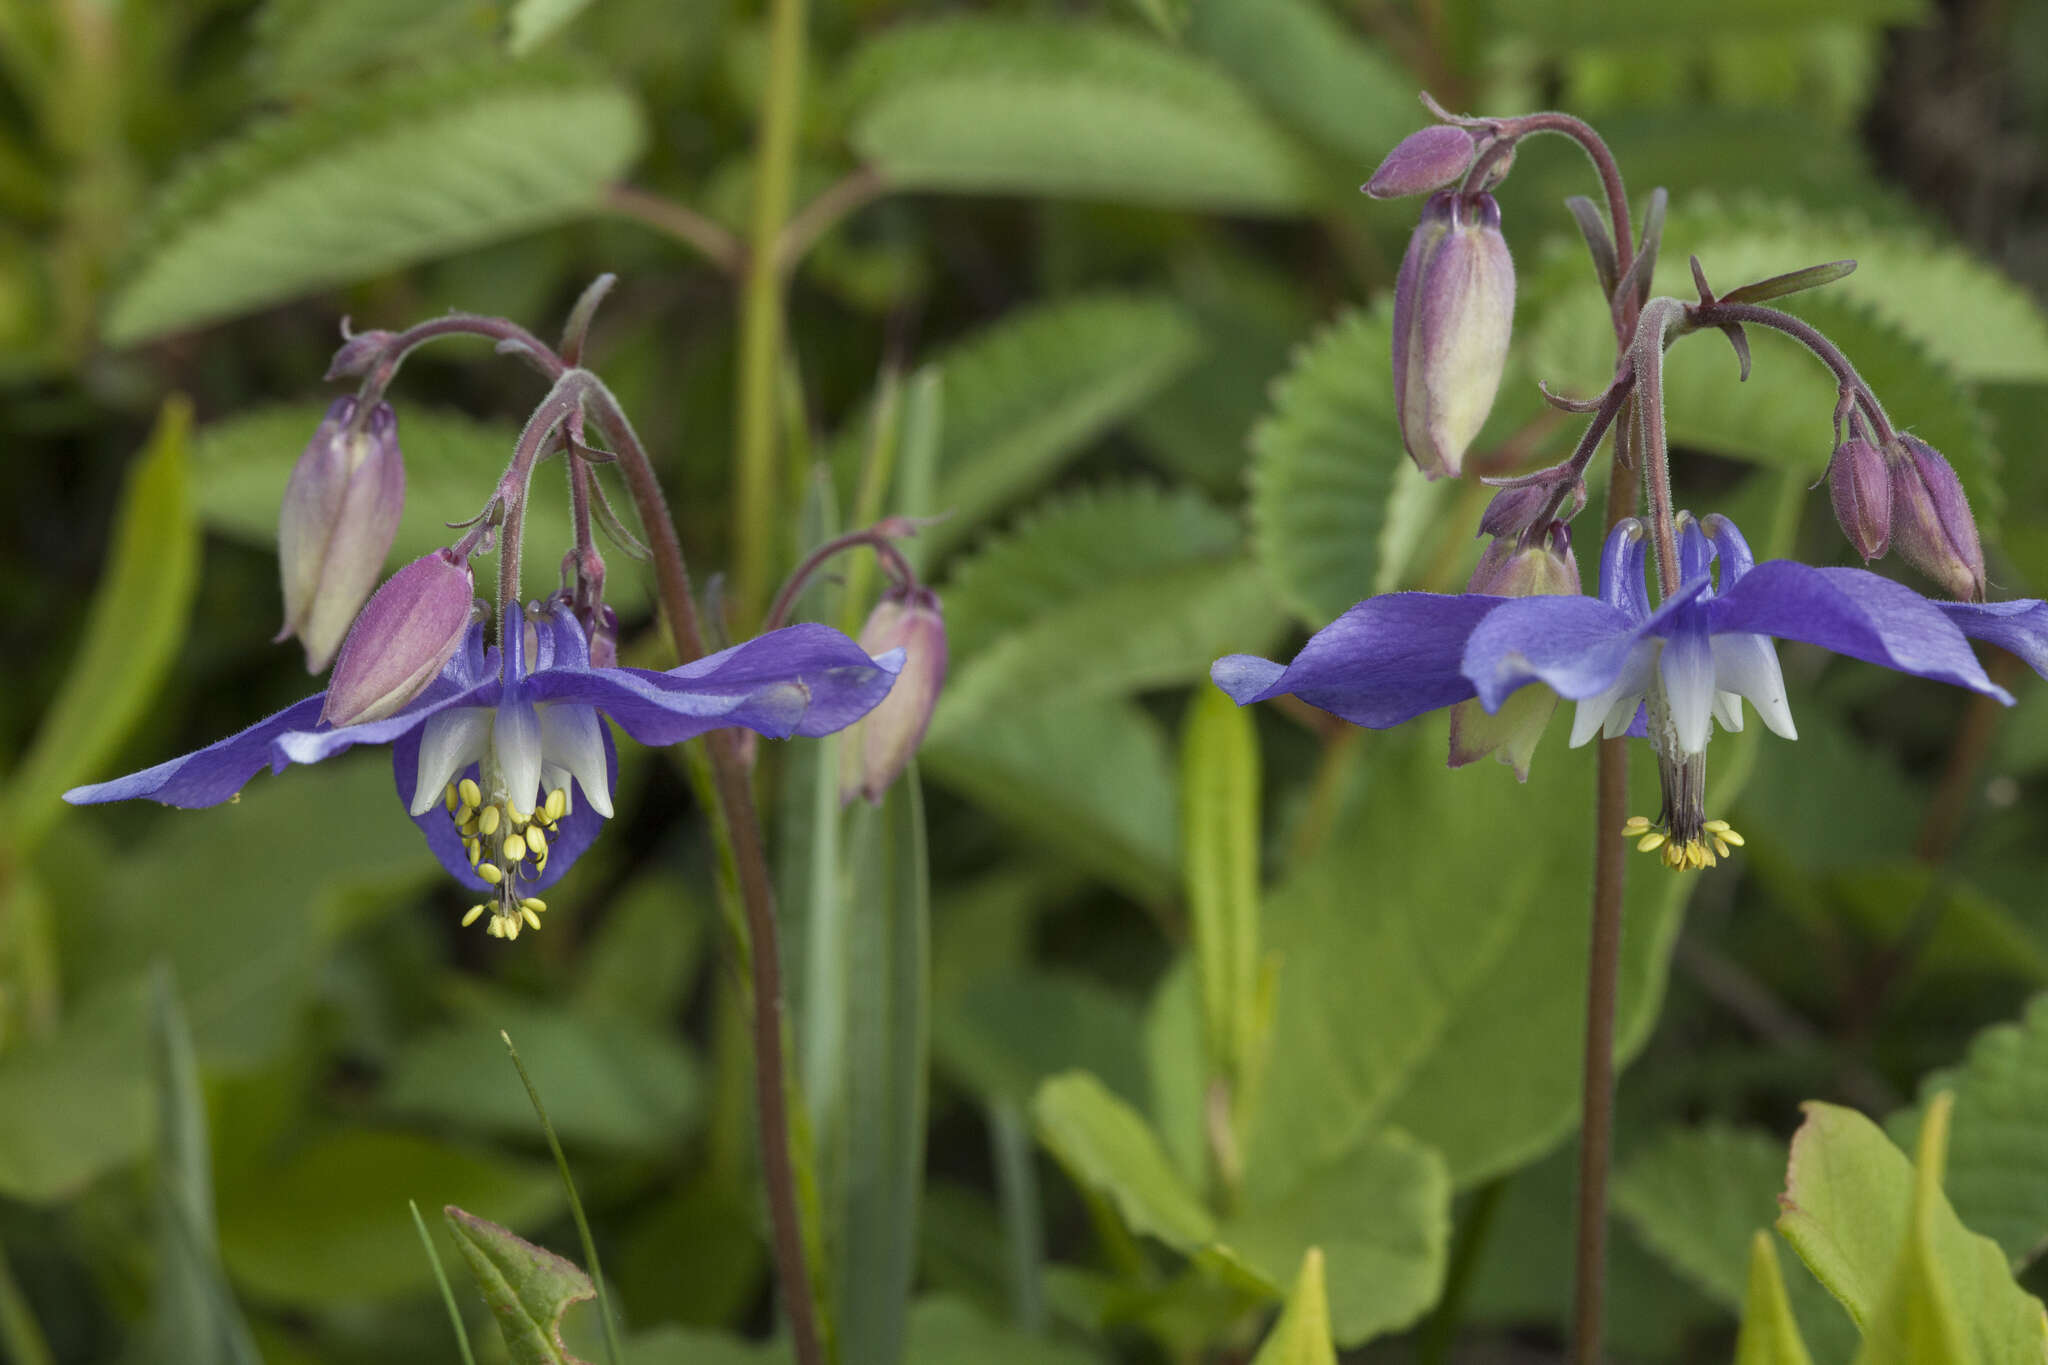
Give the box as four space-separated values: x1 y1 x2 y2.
493 699 545 818
1569 641 1655 748
1659 628 1717 755
1712 690 1746 734
1711 633 1798 740
539 703 613 819
412 707 491 815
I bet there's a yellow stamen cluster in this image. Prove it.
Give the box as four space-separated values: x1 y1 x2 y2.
1622 815 1745 872
443 777 569 937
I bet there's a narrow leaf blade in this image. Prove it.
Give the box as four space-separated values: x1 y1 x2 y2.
444 1205 595 1365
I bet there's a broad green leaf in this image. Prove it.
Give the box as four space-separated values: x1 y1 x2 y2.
444 1206 594 1365
1736 1234 1816 1365
0 975 153 1202
1891 995 2048 1272
382 997 698 1153
1852 1095 1973 1365
1492 0 1926 47
192 403 652 610
507 0 596 54
1180 687 1264 1091
941 483 1242 661
923 698 1176 905
252 0 492 94
105 63 643 344
623 1327 785 1365
1245 730 1693 1193
1249 1249 1337 1365
935 971 1149 1110
1776 1101 2046 1364
840 21 1322 213
903 1296 1106 1365
831 775 932 1365
1186 0 1414 167
1219 1129 1450 1345
146 976 261 1365
5 398 198 855
1033 1070 1218 1251
219 1132 561 1303
919 295 1204 551
570 871 706 1026
1248 308 1401 627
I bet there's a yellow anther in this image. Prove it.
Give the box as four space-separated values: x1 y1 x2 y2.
478 805 501 837
522 906 542 930
1637 832 1667 853
458 817 478 839
524 826 548 859
1718 828 1745 847
459 778 482 809
478 862 504 885
444 784 459 814
1622 816 1652 836
461 905 485 927
504 914 521 940
1686 842 1707 869
520 897 547 915
465 838 481 867
1713 836 1731 858
503 832 527 862
1704 819 1730 833
545 788 569 824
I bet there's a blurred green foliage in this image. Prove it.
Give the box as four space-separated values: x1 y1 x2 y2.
6 0 2048 1361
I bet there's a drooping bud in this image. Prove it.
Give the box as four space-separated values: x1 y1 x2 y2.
277 397 405 673
1885 435 1985 601
841 587 946 805
321 549 475 727
1826 436 1890 561
1392 193 1516 480
324 325 398 381
1450 524 1578 780
1478 477 1586 542
1365 125 1478 199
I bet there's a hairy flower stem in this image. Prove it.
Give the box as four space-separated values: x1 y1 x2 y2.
1689 299 1898 443
733 0 809 623
761 526 920 633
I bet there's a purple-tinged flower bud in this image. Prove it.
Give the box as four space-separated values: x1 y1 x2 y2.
1886 435 1985 601
324 325 398 381
1826 437 1890 561
1392 193 1516 480
277 397 405 673
1478 478 1586 541
1450 525 1578 779
841 587 946 805
1365 125 1478 199
321 549 475 727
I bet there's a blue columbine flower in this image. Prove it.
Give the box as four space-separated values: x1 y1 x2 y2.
67 605 903 937
1214 513 2048 870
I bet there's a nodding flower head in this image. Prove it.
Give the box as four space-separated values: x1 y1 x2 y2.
841 586 947 805
277 397 406 674
1392 193 1516 480
1827 435 1891 562
321 549 477 727
1885 435 1986 602
1365 125 1479 199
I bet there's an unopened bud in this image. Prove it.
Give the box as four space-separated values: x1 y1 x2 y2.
1886 435 1985 601
1393 193 1516 480
1826 437 1890 561
1478 478 1586 542
321 550 475 726
324 326 398 381
277 397 405 672
1450 525 1578 780
841 587 946 805
1365 125 1477 199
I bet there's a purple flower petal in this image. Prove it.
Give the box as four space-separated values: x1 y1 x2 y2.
1462 594 1644 710
1936 599 2048 679
1212 593 1503 727
392 725 615 894
1709 562 2010 700
63 695 329 808
273 673 494 768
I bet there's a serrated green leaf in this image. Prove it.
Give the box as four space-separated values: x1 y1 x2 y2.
1890 995 2048 1272
840 20 1321 213
1245 732 1693 1193
445 1206 594 1365
1249 307 1402 627
191 402 651 610
920 295 1205 551
1219 1130 1449 1345
5 398 198 855
105 64 643 344
1736 1233 1816 1365
252 0 494 95
219 1132 562 1303
923 697 1176 905
1853 1095 1974 1365
1248 1249 1337 1365
1777 1101 2046 1364
1033 1070 1218 1251
1186 0 1414 168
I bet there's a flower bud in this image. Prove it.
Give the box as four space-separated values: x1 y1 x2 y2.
841 587 946 805
1478 478 1586 542
277 397 405 672
1826 437 1890 561
1450 525 1578 779
1365 125 1477 199
1886 435 1985 601
1392 193 1516 480
324 326 397 381
321 550 475 727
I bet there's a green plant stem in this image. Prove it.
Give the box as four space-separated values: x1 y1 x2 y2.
733 0 809 623
410 1200 480 1365
604 183 745 272
989 1100 1046 1334
0 1238 53 1365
